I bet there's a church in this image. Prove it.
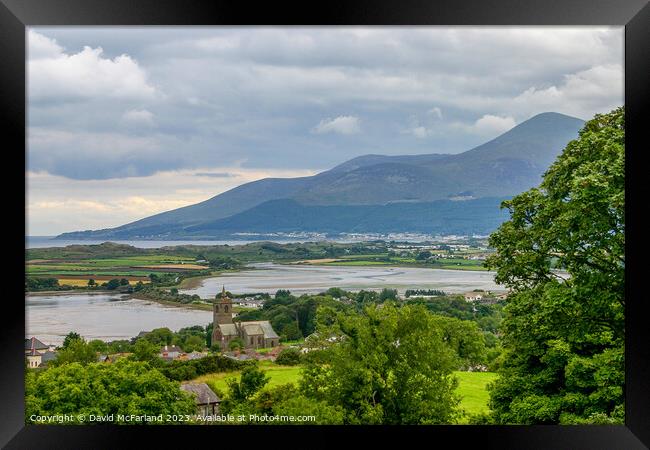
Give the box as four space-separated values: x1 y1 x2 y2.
211 286 279 351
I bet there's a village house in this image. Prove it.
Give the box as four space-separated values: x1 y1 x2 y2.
25 337 55 354
212 286 279 351
464 291 484 302
159 344 184 360
25 337 57 368
180 382 221 416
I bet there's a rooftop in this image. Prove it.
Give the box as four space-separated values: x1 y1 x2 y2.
180 383 221 405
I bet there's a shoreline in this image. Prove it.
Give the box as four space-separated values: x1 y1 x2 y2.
128 292 213 311
26 289 117 297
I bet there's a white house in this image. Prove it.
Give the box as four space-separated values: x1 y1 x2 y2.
464 292 484 302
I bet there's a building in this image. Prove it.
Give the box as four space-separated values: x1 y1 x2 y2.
159 344 184 360
212 286 279 351
25 337 57 367
26 348 42 368
464 292 484 302
25 337 51 354
180 383 221 416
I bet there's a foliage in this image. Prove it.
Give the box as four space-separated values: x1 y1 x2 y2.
25 277 60 292
228 338 245 351
378 288 398 301
61 332 82 349
25 360 195 424
274 347 302 366
158 355 248 382
130 339 160 363
50 338 98 367
225 364 270 404
300 303 463 424
485 107 625 424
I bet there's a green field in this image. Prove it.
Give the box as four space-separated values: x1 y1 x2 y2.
26 254 209 281
193 361 302 395
193 361 496 420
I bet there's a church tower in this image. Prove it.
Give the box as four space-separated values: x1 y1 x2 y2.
211 285 234 350
213 285 233 325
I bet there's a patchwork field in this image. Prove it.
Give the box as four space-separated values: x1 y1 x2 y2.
26 254 210 286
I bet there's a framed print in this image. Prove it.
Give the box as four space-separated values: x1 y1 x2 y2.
1 0 648 448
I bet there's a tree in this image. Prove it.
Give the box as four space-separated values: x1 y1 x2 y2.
415 250 432 261
88 339 108 354
51 338 98 366
25 360 196 424
131 339 160 362
275 347 302 366
228 338 245 351
119 278 130 286
225 364 270 404
87 279 96 287
485 107 625 424
379 288 398 302
279 321 302 341
105 279 120 290
61 332 82 350
300 304 462 424
144 327 174 346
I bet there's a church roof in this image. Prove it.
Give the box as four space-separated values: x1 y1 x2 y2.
241 324 264 336
239 321 279 339
218 323 239 336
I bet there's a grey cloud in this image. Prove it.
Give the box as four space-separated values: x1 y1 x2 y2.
28 27 623 181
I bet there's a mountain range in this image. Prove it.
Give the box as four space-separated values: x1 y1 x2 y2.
58 112 585 240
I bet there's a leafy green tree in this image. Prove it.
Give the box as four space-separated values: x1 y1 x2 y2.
325 287 345 298
88 339 108 354
87 279 96 287
485 107 625 424
415 250 432 261
275 347 302 366
179 335 205 352
225 364 270 404
119 278 130 286
131 338 160 362
279 321 302 341
25 277 60 291
144 327 174 346
105 279 121 290
25 360 195 423
51 338 97 366
379 288 398 302
228 338 245 351
300 304 461 424
61 332 82 349
107 340 132 354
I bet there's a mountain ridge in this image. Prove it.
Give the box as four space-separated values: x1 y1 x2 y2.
58 112 585 239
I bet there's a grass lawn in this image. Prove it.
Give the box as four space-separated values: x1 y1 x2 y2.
193 360 302 395
455 371 498 420
193 363 496 420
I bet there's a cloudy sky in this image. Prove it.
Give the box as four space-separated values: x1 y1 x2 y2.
27 26 623 235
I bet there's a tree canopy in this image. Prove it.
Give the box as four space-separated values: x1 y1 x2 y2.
300 303 463 424
26 360 196 424
485 107 625 424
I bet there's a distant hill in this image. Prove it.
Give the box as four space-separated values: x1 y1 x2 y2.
58 112 584 239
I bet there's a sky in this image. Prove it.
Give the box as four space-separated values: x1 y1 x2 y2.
26 26 623 235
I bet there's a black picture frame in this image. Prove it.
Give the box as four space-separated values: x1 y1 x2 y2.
2 0 648 448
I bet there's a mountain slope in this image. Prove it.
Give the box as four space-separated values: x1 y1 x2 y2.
181 197 512 236
58 112 584 239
